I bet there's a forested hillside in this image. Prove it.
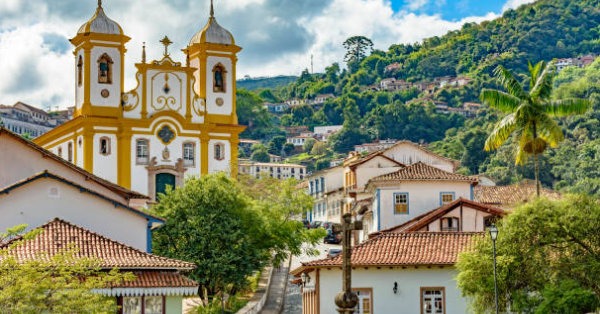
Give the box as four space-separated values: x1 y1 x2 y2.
235 0 600 196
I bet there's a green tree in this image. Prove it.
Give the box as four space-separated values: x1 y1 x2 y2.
0 225 130 313
152 174 266 303
283 143 295 156
251 149 270 162
343 36 373 73
310 142 328 155
481 61 590 195
237 176 326 266
303 138 317 153
267 136 286 155
457 196 600 313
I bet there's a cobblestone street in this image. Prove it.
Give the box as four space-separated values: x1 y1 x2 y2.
282 242 341 314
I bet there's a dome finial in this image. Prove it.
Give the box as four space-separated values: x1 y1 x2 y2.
98 0 102 8
142 42 146 63
210 0 214 17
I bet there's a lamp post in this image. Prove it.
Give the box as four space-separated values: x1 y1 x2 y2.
489 224 499 314
334 213 362 314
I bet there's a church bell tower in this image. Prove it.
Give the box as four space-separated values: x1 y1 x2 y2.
186 0 241 126
71 0 130 118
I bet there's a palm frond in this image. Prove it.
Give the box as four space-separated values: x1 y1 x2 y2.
544 98 591 117
493 65 527 99
480 89 521 113
531 61 555 101
537 114 564 147
484 113 517 151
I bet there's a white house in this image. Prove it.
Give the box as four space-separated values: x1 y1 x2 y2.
381 141 460 173
238 161 306 180
287 135 314 147
360 162 477 241
292 232 480 314
308 166 344 223
0 127 158 252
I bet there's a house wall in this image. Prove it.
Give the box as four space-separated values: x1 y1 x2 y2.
375 181 472 231
354 157 401 190
0 134 127 203
166 296 183 314
311 267 468 314
383 143 455 172
424 205 495 232
0 178 149 251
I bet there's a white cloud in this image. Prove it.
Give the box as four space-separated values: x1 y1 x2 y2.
406 0 429 10
502 0 536 12
0 0 501 110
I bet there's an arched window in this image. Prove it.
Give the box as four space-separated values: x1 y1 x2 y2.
77 55 83 87
97 53 113 84
214 143 224 161
99 137 111 155
68 142 73 162
212 64 226 93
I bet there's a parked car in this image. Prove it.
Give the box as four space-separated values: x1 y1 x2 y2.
311 221 323 229
324 228 342 244
302 219 311 229
326 248 342 258
320 222 334 230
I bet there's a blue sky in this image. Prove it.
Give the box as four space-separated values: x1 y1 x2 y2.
390 0 505 21
0 0 534 109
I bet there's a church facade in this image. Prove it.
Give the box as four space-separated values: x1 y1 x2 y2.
34 1 245 200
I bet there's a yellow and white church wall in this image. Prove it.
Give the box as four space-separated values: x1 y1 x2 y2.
34 1 245 201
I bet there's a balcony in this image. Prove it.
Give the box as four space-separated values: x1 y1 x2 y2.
345 183 357 196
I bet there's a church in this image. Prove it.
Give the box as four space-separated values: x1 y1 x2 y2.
34 0 245 200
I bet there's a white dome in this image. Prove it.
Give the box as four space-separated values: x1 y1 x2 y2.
78 6 123 35
189 17 234 45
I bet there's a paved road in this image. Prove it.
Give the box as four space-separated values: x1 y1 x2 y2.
282 242 341 314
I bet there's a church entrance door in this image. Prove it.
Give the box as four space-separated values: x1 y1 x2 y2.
155 173 176 200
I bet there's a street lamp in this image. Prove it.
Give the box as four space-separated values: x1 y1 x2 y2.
489 224 499 314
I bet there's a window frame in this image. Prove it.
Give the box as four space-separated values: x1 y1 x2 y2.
182 141 196 167
67 142 73 162
440 217 459 232
393 192 409 215
99 136 111 156
420 287 445 314
212 63 227 93
136 138 150 165
118 295 165 314
439 192 455 206
352 287 373 314
97 53 113 85
214 142 225 161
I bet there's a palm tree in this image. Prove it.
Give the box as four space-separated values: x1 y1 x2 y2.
481 61 591 196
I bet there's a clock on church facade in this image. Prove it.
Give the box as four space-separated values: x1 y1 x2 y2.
34 1 245 201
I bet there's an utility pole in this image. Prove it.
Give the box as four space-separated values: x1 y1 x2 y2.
333 213 362 314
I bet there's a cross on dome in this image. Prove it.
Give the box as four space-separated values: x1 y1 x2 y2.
160 36 173 56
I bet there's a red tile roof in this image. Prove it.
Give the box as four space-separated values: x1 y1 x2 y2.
346 151 406 168
370 198 505 236
0 127 149 200
0 218 194 269
370 162 477 183
294 232 480 272
474 184 561 206
116 271 198 288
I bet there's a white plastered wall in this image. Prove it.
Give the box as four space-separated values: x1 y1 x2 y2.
93 133 118 183
90 46 121 108
355 157 402 189
383 144 455 172
145 70 187 118
208 139 230 174
316 268 469 314
205 56 232 116
0 178 148 251
425 205 495 232
376 181 472 231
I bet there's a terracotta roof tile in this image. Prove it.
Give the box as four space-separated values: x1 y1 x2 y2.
474 185 561 205
299 232 480 269
371 162 477 183
115 271 198 288
1 218 194 269
346 151 406 168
